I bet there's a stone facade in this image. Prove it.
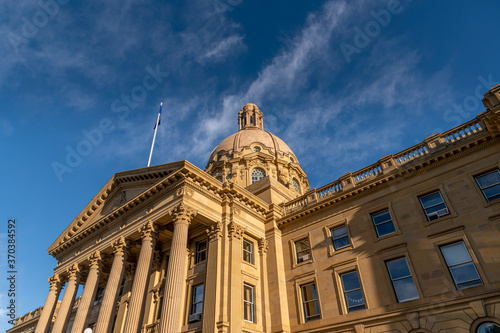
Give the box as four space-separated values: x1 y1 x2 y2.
8 84 500 333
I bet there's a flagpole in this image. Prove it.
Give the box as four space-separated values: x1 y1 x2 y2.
148 102 162 167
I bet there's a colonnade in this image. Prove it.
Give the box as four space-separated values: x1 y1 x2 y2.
35 203 197 333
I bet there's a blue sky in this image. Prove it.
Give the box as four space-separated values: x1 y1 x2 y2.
1 0 499 329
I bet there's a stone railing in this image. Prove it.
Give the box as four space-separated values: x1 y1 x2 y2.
282 117 487 215
12 306 43 326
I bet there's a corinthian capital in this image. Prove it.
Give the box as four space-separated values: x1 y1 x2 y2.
67 263 80 280
111 236 129 258
169 203 197 226
228 222 245 240
88 250 102 269
48 274 61 291
138 221 158 240
207 222 223 242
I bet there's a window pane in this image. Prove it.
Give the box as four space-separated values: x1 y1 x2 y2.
450 263 481 284
476 170 500 188
393 277 419 302
483 184 500 201
386 258 411 280
372 210 392 225
195 285 204 302
302 284 317 301
244 285 253 302
341 271 361 292
194 303 203 314
420 192 444 208
332 226 348 238
243 240 252 252
345 290 365 309
441 242 471 266
296 239 310 252
334 236 350 250
424 203 448 215
304 301 320 319
376 221 396 236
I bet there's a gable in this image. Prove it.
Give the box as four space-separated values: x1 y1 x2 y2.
48 161 186 253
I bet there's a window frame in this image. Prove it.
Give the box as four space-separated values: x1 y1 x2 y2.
418 190 450 221
300 282 321 322
439 241 483 290
474 168 500 203
189 283 205 322
251 168 266 184
339 270 366 313
385 257 420 303
195 239 207 264
243 238 254 265
331 224 351 251
295 237 312 264
243 283 255 323
370 208 397 238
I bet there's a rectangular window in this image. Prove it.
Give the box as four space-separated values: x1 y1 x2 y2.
195 240 207 264
386 258 419 302
295 238 312 263
189 284 204 322
243 283 255 323
370 209 396 237
331 225 350 250
419 191 450 221
300 283 320 321
340 271 365 312
440 242 482 289
243 239 254 264
475 169 500 202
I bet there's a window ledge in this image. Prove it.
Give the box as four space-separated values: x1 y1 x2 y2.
374 229 402 243
423 212 457 226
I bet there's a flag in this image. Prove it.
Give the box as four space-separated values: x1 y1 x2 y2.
154 103 162 129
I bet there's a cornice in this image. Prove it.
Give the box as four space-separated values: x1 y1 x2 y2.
277 129 499 229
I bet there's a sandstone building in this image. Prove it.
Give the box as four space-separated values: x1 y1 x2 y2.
9 84 500 333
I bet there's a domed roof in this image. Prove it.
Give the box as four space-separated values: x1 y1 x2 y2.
209 128 296 160
206 103 299 166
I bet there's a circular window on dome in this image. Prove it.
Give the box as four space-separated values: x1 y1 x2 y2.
292 178 300 194
253 146 261 152
251 168 265 184
290 156 295 163
477 323 500 333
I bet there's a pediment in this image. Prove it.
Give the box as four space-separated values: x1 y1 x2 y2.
48 161 187 253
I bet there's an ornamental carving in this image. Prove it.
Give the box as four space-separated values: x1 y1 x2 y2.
48 274 61 291
67 263 80 280
228 222 245 240
207 222 223 241
88 250 102 269
258 237 269 254
138 221 158 240
169 203 197 225
233 206 241 216
111 237 129 257
176 187 194 198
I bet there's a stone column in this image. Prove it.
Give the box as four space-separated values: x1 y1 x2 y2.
228 222 245 333
123 221 158 333
52 264 80 333
113 262 136 333
259 238 271 333
158 203 196 333
94 237 129 333
72 251 103 333
202 222 223 333
34 274 62 333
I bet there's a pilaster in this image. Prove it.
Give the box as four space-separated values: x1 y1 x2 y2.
228 221 245 333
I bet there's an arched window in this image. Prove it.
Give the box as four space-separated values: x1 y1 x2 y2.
477 323 500 333
251 168 265 184
216 176 223 182
292 178 300 194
